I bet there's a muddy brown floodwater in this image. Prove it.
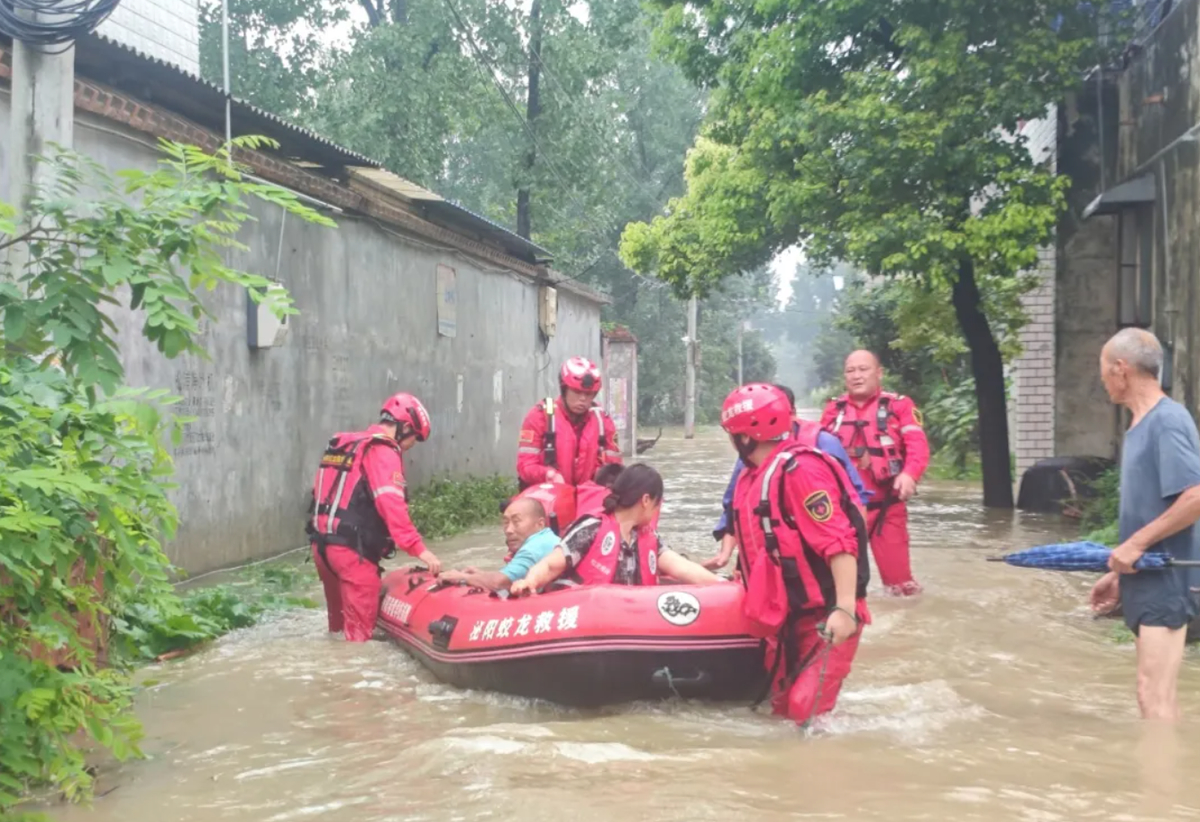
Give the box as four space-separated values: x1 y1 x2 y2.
43 425 1200 822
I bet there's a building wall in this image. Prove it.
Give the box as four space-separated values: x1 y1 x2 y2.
1118 0 1200 418
97 0 200 75
1054 76 1123 460
601 337 639 457
0 102 604 575
1046 0 1200 471
1012 107 1059 476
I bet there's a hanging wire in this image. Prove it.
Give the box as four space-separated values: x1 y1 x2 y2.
0 0 123 51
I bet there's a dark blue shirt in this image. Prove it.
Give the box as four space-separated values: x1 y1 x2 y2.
713 426 869 537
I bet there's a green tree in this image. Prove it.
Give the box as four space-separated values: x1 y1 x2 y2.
0 139 332 815
201 0 771 431
621 0 1111 507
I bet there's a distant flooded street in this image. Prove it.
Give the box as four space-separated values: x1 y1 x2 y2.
46 426 1200 822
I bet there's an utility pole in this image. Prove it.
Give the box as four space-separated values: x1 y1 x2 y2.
736 320 744 385
683 293 697 439
222 0 232 145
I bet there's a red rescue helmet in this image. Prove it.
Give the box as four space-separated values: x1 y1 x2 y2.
560 356 602 393
720 383 793 441
380 392 431 442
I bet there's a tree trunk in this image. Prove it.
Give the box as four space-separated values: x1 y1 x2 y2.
516 0 542 240
951 257 1015 508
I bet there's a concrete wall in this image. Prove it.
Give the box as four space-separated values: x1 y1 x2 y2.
1054 76 1123 460
1118 0 1200 416
0 103 603 574
1012 108 1059 476
601 335 638 457
97 0 200 75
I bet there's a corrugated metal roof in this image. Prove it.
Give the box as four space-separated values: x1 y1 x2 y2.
61 32 552 264
74 32 382 170
347 167 552 261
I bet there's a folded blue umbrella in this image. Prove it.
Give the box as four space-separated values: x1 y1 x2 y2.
987 541 1200 572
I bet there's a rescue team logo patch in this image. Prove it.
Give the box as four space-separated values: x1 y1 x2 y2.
600 532 617 556
656 591 700 627
392 471 405 486
912 408 924 427
519 428 536 444
803 490 833 523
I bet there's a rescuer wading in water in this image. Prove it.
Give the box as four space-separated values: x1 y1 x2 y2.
306 393 440 642
723 383 871 724
820 350 929 596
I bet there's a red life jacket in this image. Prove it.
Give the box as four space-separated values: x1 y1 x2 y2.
574 481 610 520
541 398 608 486
733 443 869 634
792 418 821 448
307 430 402 564
570 514 659 586
515 482 577 537
828 392 905 484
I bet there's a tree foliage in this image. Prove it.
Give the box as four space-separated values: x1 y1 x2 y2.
0 138 332 815
622 0 1110 504
199 0 771 422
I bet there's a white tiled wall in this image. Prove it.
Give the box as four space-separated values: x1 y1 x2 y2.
1013 105 1058 477
97 0 200 75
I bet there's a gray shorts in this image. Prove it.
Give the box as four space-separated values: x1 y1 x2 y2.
1120 567 1200 635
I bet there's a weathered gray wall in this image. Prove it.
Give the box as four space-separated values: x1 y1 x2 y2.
1054 74 1123 459
601 336 638 456
0 104 604 574
1120 0 1200 418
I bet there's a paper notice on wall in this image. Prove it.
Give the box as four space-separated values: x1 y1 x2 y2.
436 264 457 337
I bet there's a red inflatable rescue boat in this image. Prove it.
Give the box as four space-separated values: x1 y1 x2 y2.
378 569 767 708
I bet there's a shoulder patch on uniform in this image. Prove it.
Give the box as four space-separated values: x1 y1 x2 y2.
803 489 833 523
392 471 405 486
519 428 536 444
911 408 924 427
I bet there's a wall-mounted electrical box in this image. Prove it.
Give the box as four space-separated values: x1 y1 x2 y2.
247 282 290 349
539 285 558 338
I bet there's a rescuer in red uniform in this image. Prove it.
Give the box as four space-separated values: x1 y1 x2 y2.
306 393 441 642
820 350 929 596
516 357 622 489
722 383 871 725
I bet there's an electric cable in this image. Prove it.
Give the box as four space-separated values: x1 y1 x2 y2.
0 0 122 51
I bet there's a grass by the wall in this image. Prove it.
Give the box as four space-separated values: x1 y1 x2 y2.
408 474 517 540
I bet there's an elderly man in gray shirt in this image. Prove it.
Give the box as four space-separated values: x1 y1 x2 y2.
1090 328 1200 721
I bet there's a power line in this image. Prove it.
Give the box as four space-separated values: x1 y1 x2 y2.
0 0 121 50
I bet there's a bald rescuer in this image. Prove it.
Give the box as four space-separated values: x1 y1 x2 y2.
306 393 441 642
820 350 929 596
722 383 871 725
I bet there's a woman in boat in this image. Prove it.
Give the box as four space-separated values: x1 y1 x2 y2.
510 463 722 595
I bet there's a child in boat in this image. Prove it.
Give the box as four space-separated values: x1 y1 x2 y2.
510 464 722 595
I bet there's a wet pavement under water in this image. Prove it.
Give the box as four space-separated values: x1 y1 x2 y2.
45 425 1200 821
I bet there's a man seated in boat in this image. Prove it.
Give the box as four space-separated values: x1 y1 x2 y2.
502 464 626 561
510 464 724 595
436 497 560 593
